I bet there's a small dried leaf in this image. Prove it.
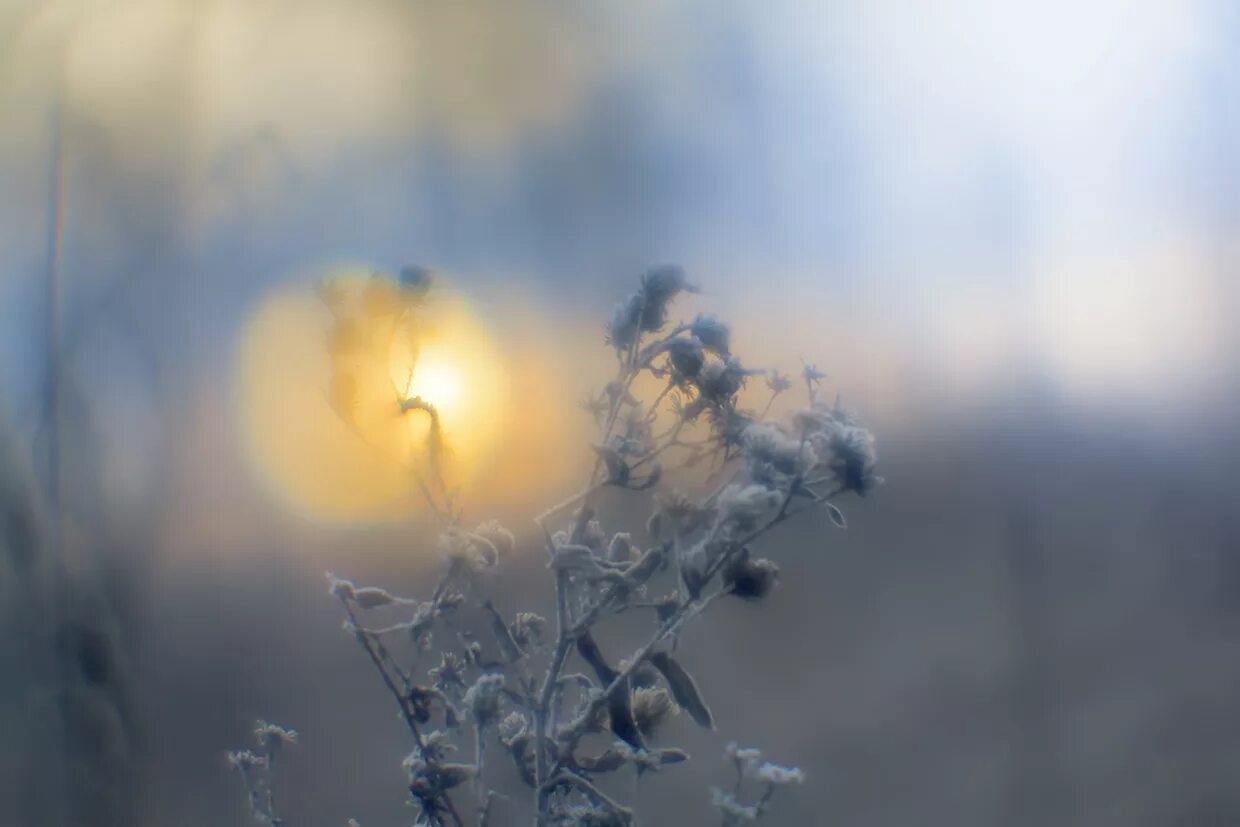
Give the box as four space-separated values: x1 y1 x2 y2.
646 510 664 541
653 747 690 765
576 631 619 684
434 762 474 791
624 546 664 585
650 652 714 730
352 587 396 610
483 601 523 662
577 633 644 750
592 445 631 485
576 746 628 773
825 502 847 529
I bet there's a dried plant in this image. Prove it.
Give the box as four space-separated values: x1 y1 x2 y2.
230 266 881 825
228 721 299 826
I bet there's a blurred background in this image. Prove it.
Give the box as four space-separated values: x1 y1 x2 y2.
2 1 1239 825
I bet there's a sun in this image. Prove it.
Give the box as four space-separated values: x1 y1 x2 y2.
236 269 514 519
384 289 510 478
404 344 463 417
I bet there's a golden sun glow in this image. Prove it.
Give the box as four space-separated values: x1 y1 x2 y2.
382 289 510 483
404 347 463 414
234 268 586 522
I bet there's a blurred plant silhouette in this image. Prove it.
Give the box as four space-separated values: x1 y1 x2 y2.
231 267 880 825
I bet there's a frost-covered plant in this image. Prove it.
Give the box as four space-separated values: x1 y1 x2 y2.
231 266 880 825
228 721 299 825
709 742 805 826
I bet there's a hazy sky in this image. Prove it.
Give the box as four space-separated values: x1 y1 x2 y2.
3 0 1237 375
0 0 1237 509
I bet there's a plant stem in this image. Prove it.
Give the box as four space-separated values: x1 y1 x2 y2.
474 725 487 826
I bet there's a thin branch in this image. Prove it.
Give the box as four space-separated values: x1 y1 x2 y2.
554 770 634 822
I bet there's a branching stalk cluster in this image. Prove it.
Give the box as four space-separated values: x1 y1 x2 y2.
230 266 881 826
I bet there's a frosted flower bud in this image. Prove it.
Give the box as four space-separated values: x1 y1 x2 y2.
766 369 793 394
711 788 759 824
254 721 298 756
638 264 694 333
715 484 781 534
802 361 827 386
497 711 528 745
631 686 678 737
755 762 805 785
464 673 506 727
724 742 764 776
829 426 883 496
511 612 548 649
606 293 644 351
327 574 355 600
226 749 266 772
429 652 467 691
723 554 780 601
473 520 515 558
690 314 731 355
606 532 636 564
580 519 608 555
666 336 705 380
398 264 434 296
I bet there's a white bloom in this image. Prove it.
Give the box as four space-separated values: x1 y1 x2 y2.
711 788 759 824
715 484 781 534
464 673 506 726
755 761 805 785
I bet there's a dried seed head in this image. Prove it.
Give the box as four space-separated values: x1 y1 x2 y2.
756 762 805 785
511 612 548 649
631 686 678 737
667 336 706 380
766 369 793 394
723 553 780 601
429 652 467 692
464 673 506 727
715 484 781 534
327 574 355 600
408 601 436 650
711 788 760 825
473 520 516 558
497 711 528 745
690 314 731 355
606 532 636 565
397 264 434 296
580 519 608 555
828 425 883 497
254 721 299 753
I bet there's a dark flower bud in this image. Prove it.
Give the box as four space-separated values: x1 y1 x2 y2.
666 336 705 380
723 552 780 601
829 426 883 497
606 293 645 351
766 369 793 394
690 314 731 355
398 264 434 296
465 673 505 727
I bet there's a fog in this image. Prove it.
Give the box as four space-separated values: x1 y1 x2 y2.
2 1 1239 825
